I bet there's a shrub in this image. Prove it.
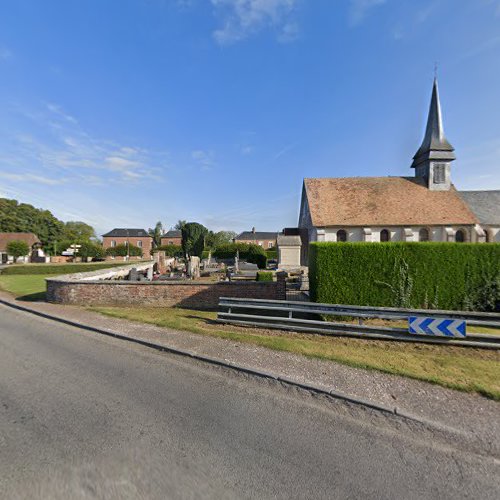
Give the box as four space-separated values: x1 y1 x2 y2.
213 243 267 269
6 240 30 259
309 242 500 312
78 242 105 260
152 245 183 257
256 271 273 282
266 248 278 260
106 244 143 257
181 222 208 258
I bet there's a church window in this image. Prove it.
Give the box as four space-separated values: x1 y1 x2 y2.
419 228 430 242
336 229 347 242
380 229 390 242
455 229 466 243
433 163 446 184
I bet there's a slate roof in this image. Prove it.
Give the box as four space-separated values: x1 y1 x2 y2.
236 231 278 240
102 228 151 238
0 232 41 252
412 78 455 168
303 177 478 227
459 191 500 225
162 230 182 238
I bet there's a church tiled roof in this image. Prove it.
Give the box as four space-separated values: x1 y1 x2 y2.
303 177 478 227
459 191 500 225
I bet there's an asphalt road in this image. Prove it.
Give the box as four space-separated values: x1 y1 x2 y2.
0 304 499 499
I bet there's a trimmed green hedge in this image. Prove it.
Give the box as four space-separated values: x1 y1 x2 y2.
213 243 267 269
256 271 274 282
153 245 183 257
309 242 500 312
0 262 128 275
106 244 143 257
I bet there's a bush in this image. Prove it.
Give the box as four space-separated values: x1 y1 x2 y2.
309 242 500 312
152 245 183 257
213 243 267 269
256 271 273 282
106 244 143 257
0 262 127 275
6 240 30 259
78 242 105 260
266 248 278 260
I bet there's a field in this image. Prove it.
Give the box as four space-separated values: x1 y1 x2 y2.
1 265 498 399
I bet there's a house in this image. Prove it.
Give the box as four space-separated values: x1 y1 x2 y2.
298 78 499 263
0 232 42 264
102 228 153 255
234 227 278 249
160 230 182 246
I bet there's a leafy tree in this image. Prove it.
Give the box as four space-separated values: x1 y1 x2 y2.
62 221 96 242
174 220 187 231
6 240 30 259
205 230 237 250
149 221 163 247
0 198 65 248
181 222 208 258
152 245 183 257
78 242 105 260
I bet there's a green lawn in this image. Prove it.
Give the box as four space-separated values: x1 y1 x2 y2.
92 306 500 400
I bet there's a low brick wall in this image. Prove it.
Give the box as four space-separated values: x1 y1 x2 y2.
46 263 287 309
46 279 279 309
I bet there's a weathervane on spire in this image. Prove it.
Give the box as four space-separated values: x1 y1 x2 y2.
434 61 438 79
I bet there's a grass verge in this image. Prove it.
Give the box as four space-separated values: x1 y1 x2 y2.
91 306 500 400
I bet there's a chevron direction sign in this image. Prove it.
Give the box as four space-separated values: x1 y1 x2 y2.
408 316 466 338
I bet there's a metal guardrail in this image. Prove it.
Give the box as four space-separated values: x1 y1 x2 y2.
217 297 500 349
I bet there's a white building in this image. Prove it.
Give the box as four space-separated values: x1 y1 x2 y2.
298 78 500 259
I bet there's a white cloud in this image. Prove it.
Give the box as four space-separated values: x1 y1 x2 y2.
211 0 298 44
241 145 254 155
0 47 12 60
1 102 168 185
192 149 216 170
2 172 67 186
349 0 386 26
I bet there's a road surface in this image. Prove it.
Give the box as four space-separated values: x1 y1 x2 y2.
0 303 498 499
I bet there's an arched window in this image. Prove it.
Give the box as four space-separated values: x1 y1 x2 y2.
336 229 347 242
455 229 466 243
485 230 491 243
419 228 430 242
380 229 390 242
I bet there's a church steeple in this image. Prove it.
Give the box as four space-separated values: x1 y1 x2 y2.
412 78 455 190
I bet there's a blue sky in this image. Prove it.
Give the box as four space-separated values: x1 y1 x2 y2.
1 0 499 236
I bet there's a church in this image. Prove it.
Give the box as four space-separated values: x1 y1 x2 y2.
298 79 500 252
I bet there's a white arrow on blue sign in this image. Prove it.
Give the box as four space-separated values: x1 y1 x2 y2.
408 316 466 338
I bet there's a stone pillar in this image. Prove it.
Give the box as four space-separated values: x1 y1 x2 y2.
403 228 414 242
363 228 372 242
154 251 167 274
276 271 288 301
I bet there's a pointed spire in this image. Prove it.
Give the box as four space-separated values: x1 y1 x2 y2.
411 78 455 168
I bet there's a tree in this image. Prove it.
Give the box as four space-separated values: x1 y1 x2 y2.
78 242 105 260
174 220 187 231
205 230 237 250
181 222 208 259
62 221 96 242
6 240 30 259
149 221 163 247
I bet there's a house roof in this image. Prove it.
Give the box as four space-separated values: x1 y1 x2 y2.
236 231 278 240
0 232 41 252
161 230 182 238
303 176 478 227
459 190 500 225
102 228 151 238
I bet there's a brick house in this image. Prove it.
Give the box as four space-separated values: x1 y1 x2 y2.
102 228 153 256
160 230 182 246
234 227 278 249
0 232 41 263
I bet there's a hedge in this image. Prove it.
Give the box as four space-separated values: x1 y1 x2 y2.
213 243 267 269
309 242 500 312
256 271 274 282
0 262 128 275
153 245 183 257
106 243 143 257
